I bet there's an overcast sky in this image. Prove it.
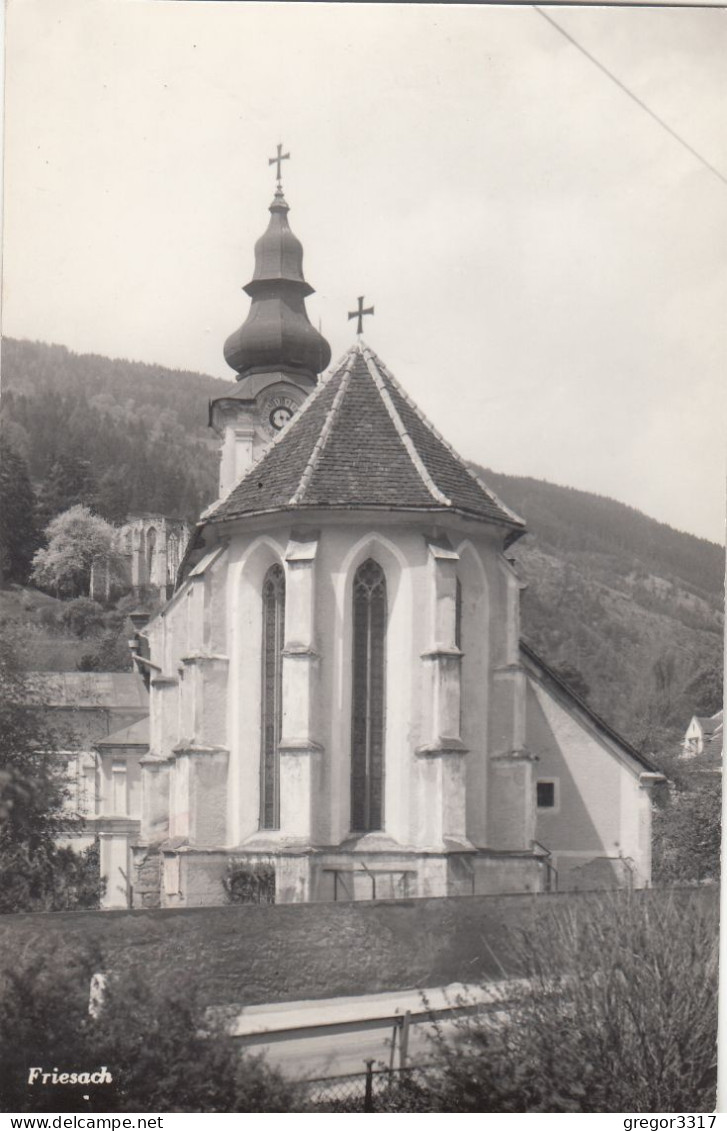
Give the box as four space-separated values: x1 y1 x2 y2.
3 1 726 542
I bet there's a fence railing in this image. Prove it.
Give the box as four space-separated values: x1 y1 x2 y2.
304 1062 432 1112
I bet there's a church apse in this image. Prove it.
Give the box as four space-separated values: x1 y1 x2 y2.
128 159 662 909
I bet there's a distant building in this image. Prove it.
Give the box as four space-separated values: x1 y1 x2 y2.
91 514 191 602
681 709 723 763
119 514 191 597
95 717 148 908
27 672 149 885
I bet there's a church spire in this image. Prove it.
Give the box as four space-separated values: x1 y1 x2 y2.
223 153 331 383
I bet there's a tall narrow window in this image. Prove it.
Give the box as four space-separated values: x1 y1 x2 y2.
351 559 387 832
455 577 463 733
261 564 285 829
167 533 179 584
455 578 462 650
146 527 157 586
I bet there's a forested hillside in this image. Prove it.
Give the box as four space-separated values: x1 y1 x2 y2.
1 338 231 522
476 468 724 751
1 337 722 752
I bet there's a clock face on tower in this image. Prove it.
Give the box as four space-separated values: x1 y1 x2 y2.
259 393 300 437
270 405 293 431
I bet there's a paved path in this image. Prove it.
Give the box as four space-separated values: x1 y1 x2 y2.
225 980 518 1078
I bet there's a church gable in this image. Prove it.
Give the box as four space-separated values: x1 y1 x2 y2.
521 642 660 888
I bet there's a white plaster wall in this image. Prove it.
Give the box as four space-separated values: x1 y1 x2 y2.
100 835 131 909
325 527 418 846
529 680 651 884
457 539 491 846
226 533 288 845
151 512 519 859
223 517 515 851
169 750 191 839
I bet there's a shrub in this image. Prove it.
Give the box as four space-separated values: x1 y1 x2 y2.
36 605 63 633
77 630 132 672
0 938 306 1113
0 938 102 1112
59 598 105 639
652 784 721 884
419 891 718 1113
0 628 104 913
223 860 276 904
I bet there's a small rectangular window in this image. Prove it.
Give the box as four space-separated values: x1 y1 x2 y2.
537 780 556 809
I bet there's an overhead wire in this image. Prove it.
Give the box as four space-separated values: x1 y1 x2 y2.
533 5 727 188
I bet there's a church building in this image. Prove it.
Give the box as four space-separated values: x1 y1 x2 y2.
129 164 662 909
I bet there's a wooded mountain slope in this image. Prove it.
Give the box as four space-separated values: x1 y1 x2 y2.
2 337 722 750
1 338 232 522
476 468 723 750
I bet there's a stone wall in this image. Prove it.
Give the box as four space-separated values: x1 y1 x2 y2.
0 887 714 1008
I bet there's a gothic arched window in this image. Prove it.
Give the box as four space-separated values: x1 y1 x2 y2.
261 563 285 829
167 533 179 583
146 527 157 585
351 559 387 832
455 578 462 651
455 578 463 732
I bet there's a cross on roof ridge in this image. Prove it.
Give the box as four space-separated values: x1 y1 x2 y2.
348 296 374 336
268 143 290 186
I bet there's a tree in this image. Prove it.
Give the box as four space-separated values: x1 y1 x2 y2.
653 782 721 884
0 938 306 1113
682 664 724 719
35 452 97 528
0 628 103 913
31 505 122 598
0 436 40 584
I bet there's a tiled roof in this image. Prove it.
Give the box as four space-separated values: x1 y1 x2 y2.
206 342 524 529
696 711 723 735
26 672 149 710
96 716 150 748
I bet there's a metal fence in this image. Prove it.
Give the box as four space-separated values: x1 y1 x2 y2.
305 1062 433 1113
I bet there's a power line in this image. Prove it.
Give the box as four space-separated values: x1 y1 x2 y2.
533 5 727 188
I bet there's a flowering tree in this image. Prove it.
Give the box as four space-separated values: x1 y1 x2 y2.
31 505 122 598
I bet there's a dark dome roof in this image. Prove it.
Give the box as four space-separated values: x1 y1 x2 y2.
224 190 331 381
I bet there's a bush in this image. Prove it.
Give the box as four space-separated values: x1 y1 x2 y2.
223 860 276 904
652 782 721 885
0 939 100 1112
0 939 306 1113
77 630 132 672
59 597 106 638
0 627 104 912
36 605 63 633
418 891 718 1113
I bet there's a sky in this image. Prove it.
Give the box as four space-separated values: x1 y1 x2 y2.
3 0 726 543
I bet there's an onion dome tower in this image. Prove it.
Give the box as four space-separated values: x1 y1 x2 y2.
223 186 331 382
210 149 331 500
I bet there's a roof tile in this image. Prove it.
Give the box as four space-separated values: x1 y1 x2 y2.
207 342 524 529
